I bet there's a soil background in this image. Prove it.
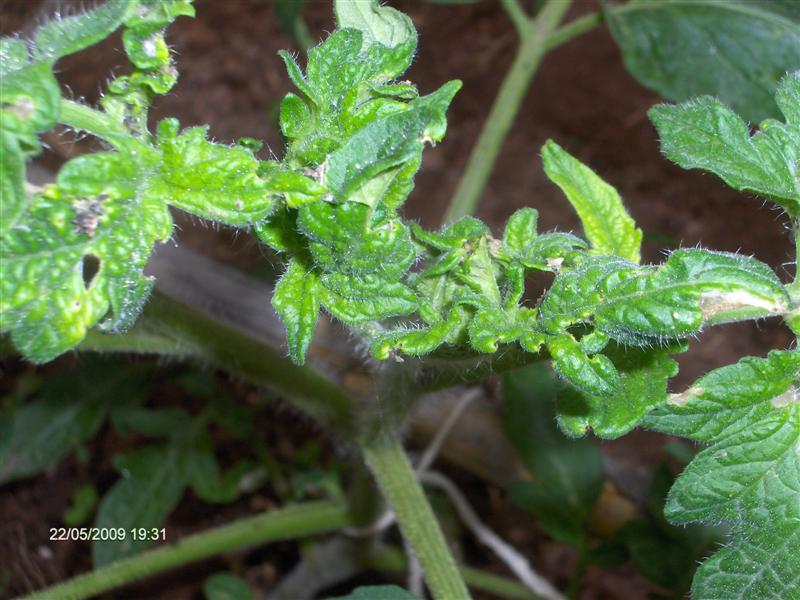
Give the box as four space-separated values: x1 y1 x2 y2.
1 1 796 599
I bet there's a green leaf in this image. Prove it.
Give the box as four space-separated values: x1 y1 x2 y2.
503 364 604 545
319 273 417 323
546 334 619 397
92 443 186 566
502 207 538 257
412 217 490 252
110 406 193 437
649 72 800 216
468 308 521 353
596 249 790 344
34 0 135 63
254 206 305 254
0 62 61 150
328 586 422 600
605 0 800 122
63 483 99 527
0 360 145 484
0 130 26 237
644 350 800 600
146 119 275 226
0 38 29 74
0 150 172 362
204 572 254 600
557 343 681 439
298 201 415 279
538 254 635 335
0 0 134 160
542 140 642 263
112 0 194 100
182 432 242 504
334 0 415 52
370 307 465 359
459 237 502 307
515 232 588 272
272 259 321 365
325 80 461 204
540 250 789 355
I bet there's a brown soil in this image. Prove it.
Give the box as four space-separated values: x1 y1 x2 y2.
1 0 795 598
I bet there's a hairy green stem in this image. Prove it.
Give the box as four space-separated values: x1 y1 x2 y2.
82 327 187 356
18 501 350 600
59 99 130 145
443 0 575 223
369 545 544 599
362 434 471 600
81 292 358 435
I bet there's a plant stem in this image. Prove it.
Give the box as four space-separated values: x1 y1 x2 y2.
501 0 531 36
566 544 589 599
59 99 131 145
443 0 574 223
369 545 545 600
81 292 358 435
543 11 602 52
19 501 350 600
362 434 471 600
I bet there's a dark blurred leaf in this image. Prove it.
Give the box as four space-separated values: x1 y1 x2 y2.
612 462 723 595
503 363 604 545
328 586 422 600
619 519 697 592
662 440 696 466
63 483 99 526
182 432 244 504
0 359 148 485
204 572 254 600
274 0 313 50
92 443 186 567
604 0 800 121
110 406 193 437
172 370 254 440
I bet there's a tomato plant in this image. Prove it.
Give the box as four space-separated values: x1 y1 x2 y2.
1 1 798 598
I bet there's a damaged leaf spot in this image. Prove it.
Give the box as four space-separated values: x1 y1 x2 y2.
72 195 108 238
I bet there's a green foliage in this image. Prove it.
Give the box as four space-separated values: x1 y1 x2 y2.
0 359 148 485
95 399 247 565
204 572 254 600
334 0 415 50
542 140 642 263
258 0 462 361
644 351 800 599
274 0 313 51
604 0 800 122
146 119 275 225
330 586 422 600
93 443 185 566
0 1 282 361
503 364 604 546
650 71 800 217
2 1 800 598
1 152 171 361
63 483 100 527
556 343 682 439
0 0 131 240
611 462 721 596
